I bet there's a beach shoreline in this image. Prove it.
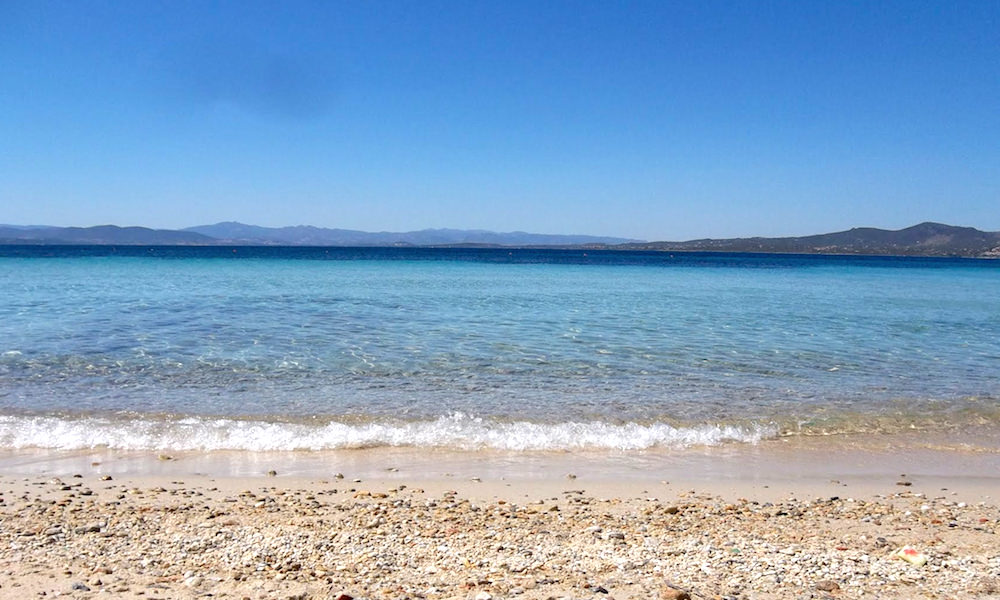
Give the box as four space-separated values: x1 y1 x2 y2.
2 429 998 500
2 436 998 599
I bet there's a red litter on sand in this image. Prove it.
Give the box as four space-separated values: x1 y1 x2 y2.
894 546 928 566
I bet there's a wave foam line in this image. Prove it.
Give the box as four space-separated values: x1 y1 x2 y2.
0 413 777 452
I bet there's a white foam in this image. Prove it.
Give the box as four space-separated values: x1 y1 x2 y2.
0 412 778 452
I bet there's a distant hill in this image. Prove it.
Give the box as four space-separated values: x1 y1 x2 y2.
621 222 1000 258
0 225 214 245
0 222 638 247
182 222 639 246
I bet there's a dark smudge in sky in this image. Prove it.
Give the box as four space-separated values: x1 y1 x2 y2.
164 35 339 120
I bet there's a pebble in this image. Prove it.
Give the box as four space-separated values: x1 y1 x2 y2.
74 523 102 534
0 475 995 600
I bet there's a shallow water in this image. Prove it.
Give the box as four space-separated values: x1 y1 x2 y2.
1 246 998 452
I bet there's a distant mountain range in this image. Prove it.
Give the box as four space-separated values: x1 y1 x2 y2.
181 222 639 247
0 224 214 245
0 222 638 247
1 221 998 257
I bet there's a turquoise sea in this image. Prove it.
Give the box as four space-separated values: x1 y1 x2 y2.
1 246 998 453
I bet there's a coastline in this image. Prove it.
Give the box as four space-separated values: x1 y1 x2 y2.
2 430 998 499
2 435 998 599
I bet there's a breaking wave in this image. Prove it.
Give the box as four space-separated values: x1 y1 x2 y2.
0 412 777 452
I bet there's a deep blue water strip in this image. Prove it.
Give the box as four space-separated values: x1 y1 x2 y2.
1 245 997 269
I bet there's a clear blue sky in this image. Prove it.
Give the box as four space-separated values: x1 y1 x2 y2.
2 1 997 240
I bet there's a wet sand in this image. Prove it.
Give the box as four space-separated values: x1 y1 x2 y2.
2 430 998 500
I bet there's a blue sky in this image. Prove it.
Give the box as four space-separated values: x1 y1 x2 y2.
2 1 997 240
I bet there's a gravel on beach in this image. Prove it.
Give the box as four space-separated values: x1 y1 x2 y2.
0 475 997 600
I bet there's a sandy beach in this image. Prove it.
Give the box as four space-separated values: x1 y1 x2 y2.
2 436 998 600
